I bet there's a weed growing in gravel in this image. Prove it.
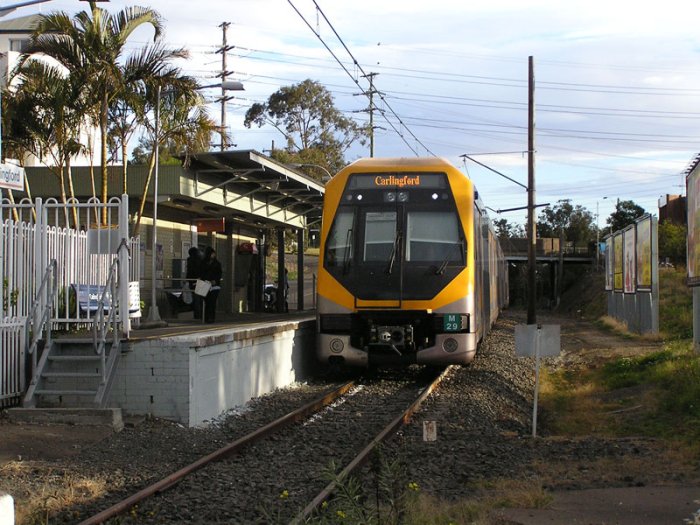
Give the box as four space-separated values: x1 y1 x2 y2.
301 454 412 525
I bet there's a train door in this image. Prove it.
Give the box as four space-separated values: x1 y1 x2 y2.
356 207 403 304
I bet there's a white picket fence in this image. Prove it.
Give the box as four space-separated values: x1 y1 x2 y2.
0 195 139 408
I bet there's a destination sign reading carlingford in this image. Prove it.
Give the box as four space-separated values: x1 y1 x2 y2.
374 175 421 187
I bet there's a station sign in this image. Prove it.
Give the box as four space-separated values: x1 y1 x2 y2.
195 217 225 233
0 163 24 191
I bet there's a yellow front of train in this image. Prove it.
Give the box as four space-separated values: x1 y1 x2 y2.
317 157 478 367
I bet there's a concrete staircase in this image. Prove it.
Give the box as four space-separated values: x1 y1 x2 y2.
23 336 121 409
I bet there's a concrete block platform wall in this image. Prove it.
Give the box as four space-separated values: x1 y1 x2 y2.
108 317 316 426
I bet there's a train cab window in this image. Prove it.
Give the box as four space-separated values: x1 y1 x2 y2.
363 211 397 262
406 211 463 263
325 209 354 267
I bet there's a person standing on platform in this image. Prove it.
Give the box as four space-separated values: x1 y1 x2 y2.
200 246 222 323
186 247 203 320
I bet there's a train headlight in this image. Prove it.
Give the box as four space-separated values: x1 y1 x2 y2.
330 338 344 353
385 192 396 202
398 191 409 202
442 337 458 353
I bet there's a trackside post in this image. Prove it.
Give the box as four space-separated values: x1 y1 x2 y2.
515 324 560 438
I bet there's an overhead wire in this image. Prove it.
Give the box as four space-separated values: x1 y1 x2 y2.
287 0 434 156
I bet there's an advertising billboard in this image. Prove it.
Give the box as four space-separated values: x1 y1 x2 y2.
636 216 652 291
623 227 636 293
613 233 623 291
688 164 700 286
605 237 613 291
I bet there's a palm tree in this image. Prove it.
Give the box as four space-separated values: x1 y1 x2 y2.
131 76 219 236
22 2 164 221
109 42 189 195
5 60 86 227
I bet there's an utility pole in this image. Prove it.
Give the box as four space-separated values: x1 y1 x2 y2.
217 22 232 151
361 72 379 157
527 56 537 325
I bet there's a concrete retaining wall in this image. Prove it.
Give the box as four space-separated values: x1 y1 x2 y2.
107 318 316 426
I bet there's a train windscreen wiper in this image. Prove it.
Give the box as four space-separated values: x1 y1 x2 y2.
342 228 353 274
386 231 402 275
435 239 463 275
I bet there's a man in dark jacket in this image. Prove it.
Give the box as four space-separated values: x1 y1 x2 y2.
186 247 203 319
200 246 222 323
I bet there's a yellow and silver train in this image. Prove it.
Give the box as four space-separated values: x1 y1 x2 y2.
317 157 508 367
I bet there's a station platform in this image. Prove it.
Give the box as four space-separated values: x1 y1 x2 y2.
128 310 314 342
53 311 318 427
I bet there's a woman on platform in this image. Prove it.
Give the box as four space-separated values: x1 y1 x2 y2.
200 247 222 323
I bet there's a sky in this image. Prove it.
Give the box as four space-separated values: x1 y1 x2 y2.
14 0 700 227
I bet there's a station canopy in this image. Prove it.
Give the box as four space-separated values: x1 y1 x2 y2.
168 149 325 234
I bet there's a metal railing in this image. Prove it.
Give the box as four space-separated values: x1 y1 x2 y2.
23 259 57 389
93 256 120 381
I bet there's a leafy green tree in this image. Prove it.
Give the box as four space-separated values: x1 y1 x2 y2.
244 79 369 179
130 135 182 166
658 221 687 264
537 199 596 244
493 218 525 239
5 60 86 226
23 2 164 219
606 199 646 233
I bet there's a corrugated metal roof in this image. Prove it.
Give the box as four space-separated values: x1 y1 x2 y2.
684 153 700 176
24 150 325 231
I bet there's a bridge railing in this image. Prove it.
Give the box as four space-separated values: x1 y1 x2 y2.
502 237 594 258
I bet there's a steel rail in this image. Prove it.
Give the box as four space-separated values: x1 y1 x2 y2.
292 366 454 524
78 381 356 525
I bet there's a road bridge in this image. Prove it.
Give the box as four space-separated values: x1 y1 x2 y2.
501 237 596 308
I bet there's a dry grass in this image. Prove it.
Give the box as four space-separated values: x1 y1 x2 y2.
538 368 617 436
0 461 108 525
597 316 664 342
530 444 698 489
404 479 552 525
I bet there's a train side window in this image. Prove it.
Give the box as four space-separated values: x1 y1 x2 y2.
406 211 462 262
363 211 397 262
326 210 354 267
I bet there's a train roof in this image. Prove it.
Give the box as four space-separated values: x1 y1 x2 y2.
344 157 459 170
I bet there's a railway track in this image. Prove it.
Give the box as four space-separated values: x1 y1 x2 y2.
78 366 450 524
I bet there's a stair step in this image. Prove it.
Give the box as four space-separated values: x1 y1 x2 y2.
35 389 97 396
42 372 102 378
54 338 96 345
48 355 101 362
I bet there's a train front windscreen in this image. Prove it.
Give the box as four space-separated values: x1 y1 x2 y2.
324 172 466 301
